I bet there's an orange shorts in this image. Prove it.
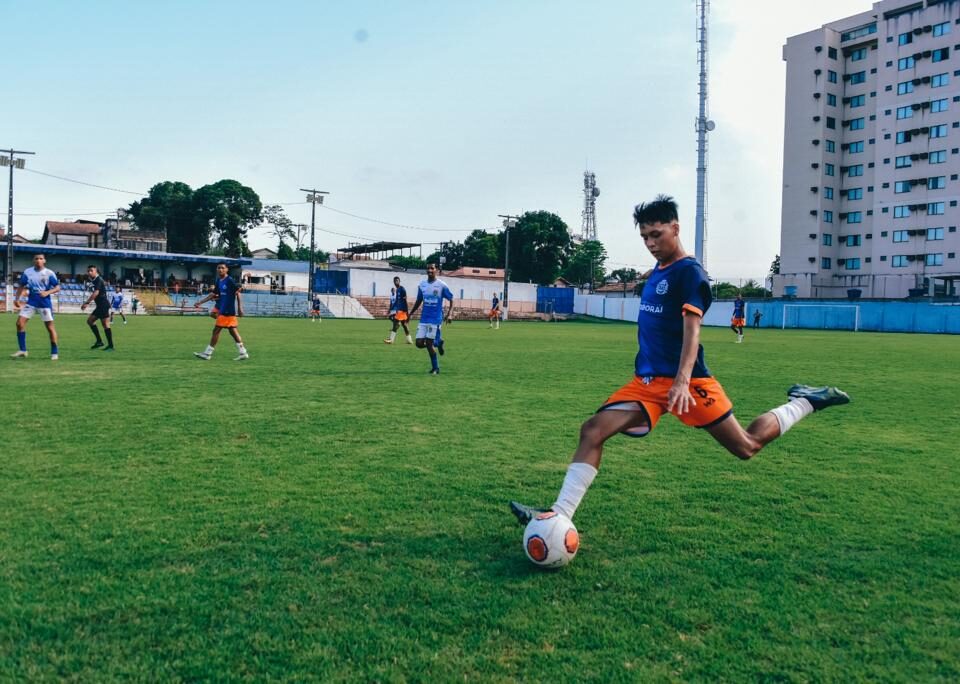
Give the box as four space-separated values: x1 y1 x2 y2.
731 317 746 327
489 309 499 317
600 375 733 436
215 315 239 328
394 311 408 322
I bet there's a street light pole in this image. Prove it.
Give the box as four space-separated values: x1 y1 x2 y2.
498 214 520 321
300 188 329 301
3 148 35 313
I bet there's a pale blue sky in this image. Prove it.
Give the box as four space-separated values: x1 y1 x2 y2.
6 0 869 282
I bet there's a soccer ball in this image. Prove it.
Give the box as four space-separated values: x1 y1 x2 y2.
523 511 579 568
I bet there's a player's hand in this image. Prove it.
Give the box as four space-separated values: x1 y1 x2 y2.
667 377 696 415
81 303 87 311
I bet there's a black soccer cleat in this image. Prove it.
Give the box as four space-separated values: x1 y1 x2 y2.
103 346 115 352
90 341 104 349
787 384 850 411
509 501 548 527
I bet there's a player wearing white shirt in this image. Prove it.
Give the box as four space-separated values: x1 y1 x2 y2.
12 253 61 360
408 263 454 375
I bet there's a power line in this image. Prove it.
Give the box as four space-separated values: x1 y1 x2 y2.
23 168 146 195
319 204 476 233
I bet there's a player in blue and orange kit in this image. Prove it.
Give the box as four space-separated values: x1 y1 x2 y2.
384 276 413 344
110 287 128 325
408 263 454 375
731 294 746 343
510 195 850 527
192 263 249 361
11 253 60 360
80 265 115 351
488 294 501 329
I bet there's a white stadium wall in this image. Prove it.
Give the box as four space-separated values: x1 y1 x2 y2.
574 294 737 327
347 269 539 305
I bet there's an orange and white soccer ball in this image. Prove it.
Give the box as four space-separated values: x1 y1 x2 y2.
523 511 579 568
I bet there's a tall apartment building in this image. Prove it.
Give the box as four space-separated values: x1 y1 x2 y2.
776 0 960 298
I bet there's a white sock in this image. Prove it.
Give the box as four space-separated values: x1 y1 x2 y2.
551 462 598 520
388 331 397 342
405 334 412 342
236 343 247 354
205 345 214 355
768 398 814 435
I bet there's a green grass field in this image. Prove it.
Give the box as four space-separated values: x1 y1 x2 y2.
2 315 958 681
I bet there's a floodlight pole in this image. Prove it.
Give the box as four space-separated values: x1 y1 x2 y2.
4 148 35 313
498 214 520 321
300 188 329 301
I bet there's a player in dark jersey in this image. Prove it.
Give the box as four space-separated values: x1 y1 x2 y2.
731 294 746 343
384 276 413 344
510 195 850 528
192 263 249 361
80 265 115 351
311 295 322 323
488 294 501 329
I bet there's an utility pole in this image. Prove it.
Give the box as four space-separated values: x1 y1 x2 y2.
300 188 329 301
695 0 715 268
498 214 520 321
3 148 35 313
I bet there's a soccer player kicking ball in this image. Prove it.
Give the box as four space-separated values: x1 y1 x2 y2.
11 253 61 360
80 265 115 351
193 263 249 361
510 195 850 528
384 276 413 344
408 263 454 375
731 294 745 343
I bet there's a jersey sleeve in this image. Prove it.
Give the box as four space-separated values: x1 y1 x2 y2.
18 272 27 287
442 285 454 301
49 272 59 288
679 265 711 317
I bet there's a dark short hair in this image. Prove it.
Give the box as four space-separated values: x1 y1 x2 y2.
33 253 45 259
216 262 228 268
393 276 400 282
633 194 679 227
426 262 438 269
87 264 98 270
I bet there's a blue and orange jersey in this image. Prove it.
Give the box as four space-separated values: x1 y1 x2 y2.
733 299 745 318
395 285 408 313
215 276 241 316
635 257 712 379
491 296 500 310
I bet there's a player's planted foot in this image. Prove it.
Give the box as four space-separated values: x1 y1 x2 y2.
103 346 114 352
509 501 547 526
193 352 211 360
50 353 58 361
429 368 440 375
234 353 249 361
787 384 850 411
10 351 28 359
91 341 104 349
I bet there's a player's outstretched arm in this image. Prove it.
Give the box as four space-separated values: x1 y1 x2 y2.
81 288 100 310
12 285 25 310
409 292 423 317
667 313 703 416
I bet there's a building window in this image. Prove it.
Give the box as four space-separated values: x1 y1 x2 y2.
931 124 949 138
821 257 832 269
842 24 876 42
929 201 946 214
849 94 866 108
930 149 947 163
895 180 912 193
932 73 950 87
849 47 867 61
825 140 836 152
934 22 951 38
825 163 835 176
929 176 946 189
898 32 913 46
846 187 863 200
893 230 909 242
823 210 834 223
932 48 950 63
828 70 838 83
928 227 945 240
898 56 915 70
824 187 834 199
826 116 836 129
897 81 914 95
846 212 862 224
849 118 865 130
845 258 861 270
896 131 912 144
896 106 914 120
849 71 867 84
931 98 949 113
828 46 838 59
823 233 833 246
847 164 863 177
895 155 912 168
926 253 944 266
846 141 863 154
894 205 911 218
827 93 837 106
892 255 909 267
845 234 862 245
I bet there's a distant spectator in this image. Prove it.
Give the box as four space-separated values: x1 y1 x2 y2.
752 309 763 329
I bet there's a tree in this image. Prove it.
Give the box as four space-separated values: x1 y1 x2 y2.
388 255 427 270
562 240 607 289
126 181 205 254
293 246 330 264
770 254 780 275
506 211 572 285
426 241 465 271
262 204 294 249
609 267 639 295
461 229 501 268
193 180 263 257
277 242 295 260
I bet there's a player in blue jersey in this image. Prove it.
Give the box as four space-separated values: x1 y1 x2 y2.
11 253 61 360
110 287 128 325
408 263 454 374
80 265 115 351
311 295 322 323
192 263 249 361
731 294 746 343
510 195 850 527
384 276 413 344
488 294 501 329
